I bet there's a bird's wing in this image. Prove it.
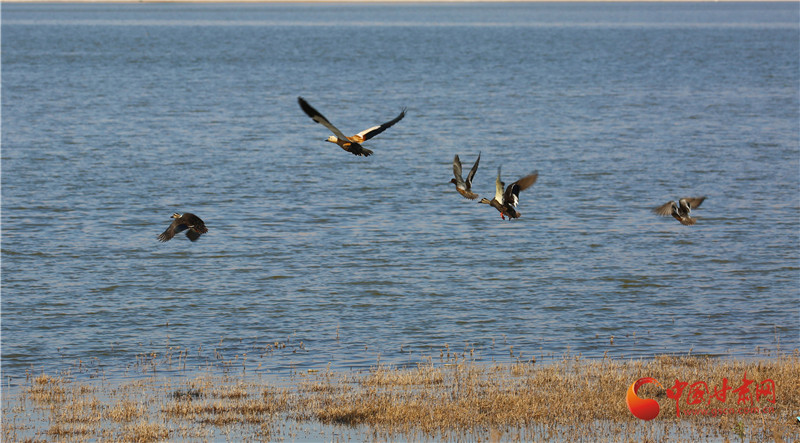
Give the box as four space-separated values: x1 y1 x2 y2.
504 183 521 209
185 230 203 242
514 172 538 192
452 154 466 187
347 145 373 157
653 201 676 216
157 220 187 242
465 152 481 187
503 172 537 208
354 108 406 142
494 167 505 204
157 226 175 242
298 97 350 141
684 196 706 210
184 214 208 233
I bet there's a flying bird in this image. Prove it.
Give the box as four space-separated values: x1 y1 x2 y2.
450 152 481 200
653 197 706 225
479 167 538 220
158 212 208 242
297 96 406 157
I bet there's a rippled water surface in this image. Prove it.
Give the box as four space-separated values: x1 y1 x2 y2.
2 2 798 385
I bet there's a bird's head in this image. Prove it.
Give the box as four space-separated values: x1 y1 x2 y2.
325 136 338 143
478 198 491 205
449 178 457 185
171 213 181 219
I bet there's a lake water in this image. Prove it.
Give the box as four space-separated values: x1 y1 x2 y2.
2 2 798 386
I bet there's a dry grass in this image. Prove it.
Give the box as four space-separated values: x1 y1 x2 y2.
3 353 799 442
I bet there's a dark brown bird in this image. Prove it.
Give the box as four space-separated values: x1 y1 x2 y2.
298 96 405 157
653 197 706 225
479 167 538 220
450 152 481 200
158 213 208 242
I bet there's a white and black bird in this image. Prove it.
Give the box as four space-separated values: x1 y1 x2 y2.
479 167 538 220
158 213 208 242
298 96 405 157
653 197 706 225
450 152 481 200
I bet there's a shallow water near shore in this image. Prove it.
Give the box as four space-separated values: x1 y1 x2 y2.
2 2 799 389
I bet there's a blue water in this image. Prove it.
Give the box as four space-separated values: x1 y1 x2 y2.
2 2 798 385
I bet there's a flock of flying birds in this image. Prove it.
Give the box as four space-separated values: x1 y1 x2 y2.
157 97 707 242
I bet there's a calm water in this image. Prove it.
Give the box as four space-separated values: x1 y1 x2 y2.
2 2 798 385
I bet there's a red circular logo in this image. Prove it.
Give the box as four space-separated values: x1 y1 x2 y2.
626 377 662 420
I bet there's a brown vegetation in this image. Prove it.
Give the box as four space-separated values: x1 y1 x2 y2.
3 353 799 442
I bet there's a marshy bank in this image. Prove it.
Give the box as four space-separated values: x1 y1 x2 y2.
3 352 799 442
